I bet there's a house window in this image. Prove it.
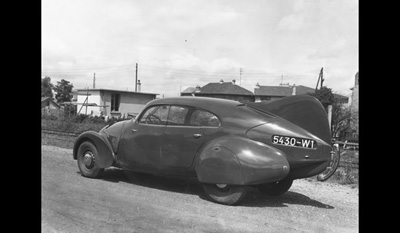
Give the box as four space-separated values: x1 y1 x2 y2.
111 93 120 112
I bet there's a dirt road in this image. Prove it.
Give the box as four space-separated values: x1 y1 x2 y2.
41 145 358 233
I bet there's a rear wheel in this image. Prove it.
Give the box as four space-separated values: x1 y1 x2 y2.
202 183 248 205
77 141 104 178
257 178 293 196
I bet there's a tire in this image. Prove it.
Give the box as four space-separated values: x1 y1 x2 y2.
257 178 293 196
202 184 248 205
77 141 104 178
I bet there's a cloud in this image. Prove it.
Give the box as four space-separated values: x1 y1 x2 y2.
277 14 306 31
42 0 357 97
308 38 348 60
277 0 318 31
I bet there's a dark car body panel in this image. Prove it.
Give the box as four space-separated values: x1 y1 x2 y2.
73 95 331 184
196 135 290 185
246 95 331 144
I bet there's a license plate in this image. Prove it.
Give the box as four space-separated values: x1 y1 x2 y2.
271 135 317 149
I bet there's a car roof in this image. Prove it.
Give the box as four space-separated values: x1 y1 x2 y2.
147 96 242 112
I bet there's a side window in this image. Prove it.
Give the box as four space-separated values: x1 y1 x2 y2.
167 106 190 125
139 105 170 125
190 109 221 127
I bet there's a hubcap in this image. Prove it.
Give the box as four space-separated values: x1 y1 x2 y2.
216 184 228 189
83 151 95 168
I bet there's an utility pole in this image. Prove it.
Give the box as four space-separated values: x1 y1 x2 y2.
239 68 243 86
320 67 324 88
315 67 324 91
93 73 96 88
135 63 138 92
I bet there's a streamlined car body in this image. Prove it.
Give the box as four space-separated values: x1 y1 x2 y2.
73 95 332 205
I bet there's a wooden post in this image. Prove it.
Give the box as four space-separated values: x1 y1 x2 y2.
327 105 332 132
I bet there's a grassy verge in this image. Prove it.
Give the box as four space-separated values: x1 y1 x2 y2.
41 113 127 134
312 149 359 187
331 150 358 186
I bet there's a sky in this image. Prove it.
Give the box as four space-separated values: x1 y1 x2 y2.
42 0 358 98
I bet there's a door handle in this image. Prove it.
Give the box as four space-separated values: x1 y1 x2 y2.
193 133 202 138
131 129 137 133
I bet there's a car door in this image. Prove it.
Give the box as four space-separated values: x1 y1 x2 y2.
118 105 170 171
161 106 221 169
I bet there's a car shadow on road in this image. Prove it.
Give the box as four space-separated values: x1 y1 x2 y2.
88 167 334 209
241 188 334 209
94 167 205 196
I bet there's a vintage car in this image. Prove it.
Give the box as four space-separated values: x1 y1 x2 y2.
73 95 332 205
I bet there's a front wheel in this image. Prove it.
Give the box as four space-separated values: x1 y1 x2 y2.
202 184 248 205
77 141 104 178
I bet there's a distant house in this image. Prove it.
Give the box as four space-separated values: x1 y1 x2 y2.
181 79 254 102
41 97 60 109
75 88 158 118
254 84 348 104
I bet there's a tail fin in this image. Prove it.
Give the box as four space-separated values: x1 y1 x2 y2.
247 95 331 144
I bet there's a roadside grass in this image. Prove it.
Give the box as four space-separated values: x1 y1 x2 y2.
318 149 359 187
41 113 126 134
336 150 358 186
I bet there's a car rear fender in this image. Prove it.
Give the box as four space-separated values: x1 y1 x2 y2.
73 131 114 169
195 136 290 185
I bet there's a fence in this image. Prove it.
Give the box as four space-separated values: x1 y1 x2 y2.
41 108 64 118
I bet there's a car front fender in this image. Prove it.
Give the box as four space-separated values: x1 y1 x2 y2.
73 131 114 169
195 136 290 185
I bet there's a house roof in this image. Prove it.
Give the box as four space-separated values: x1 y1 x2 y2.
254 85 317 97
254 86 293 97
181 87 196 94
76 88 158 96
41 97 60 108
193 82 253 96
254 85 348 101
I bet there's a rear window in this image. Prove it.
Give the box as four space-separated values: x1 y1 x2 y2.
189 109 220 127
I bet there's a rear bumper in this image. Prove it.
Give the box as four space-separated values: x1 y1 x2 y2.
285 143 331 179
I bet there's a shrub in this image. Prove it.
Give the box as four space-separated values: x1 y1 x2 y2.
42 114 108 133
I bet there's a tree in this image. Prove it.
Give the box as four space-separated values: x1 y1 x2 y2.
53 79 74 103
306 86 335 112
331 101 354 140
41 76 54 98
307 86 354 140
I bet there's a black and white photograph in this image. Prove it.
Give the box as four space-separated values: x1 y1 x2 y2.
41 0 359 232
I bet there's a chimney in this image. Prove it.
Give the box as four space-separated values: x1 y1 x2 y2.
292 84 296 95
195 85 201 92
355 72 359 86
232 79 236 85
219 79 224 84
255 82 260 88
137 80 141 92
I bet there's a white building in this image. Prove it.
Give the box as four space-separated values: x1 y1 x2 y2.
76 88 158 118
